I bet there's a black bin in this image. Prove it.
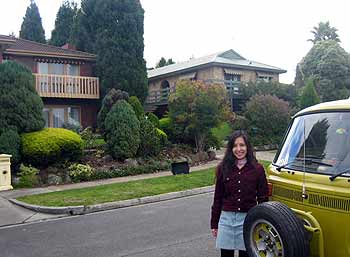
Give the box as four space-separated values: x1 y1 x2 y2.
171 161 189 175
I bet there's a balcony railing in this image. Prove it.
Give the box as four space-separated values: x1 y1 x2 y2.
146 87 173 105
34 73 99 99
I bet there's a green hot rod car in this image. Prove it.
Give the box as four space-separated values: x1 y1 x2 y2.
243 99 350 257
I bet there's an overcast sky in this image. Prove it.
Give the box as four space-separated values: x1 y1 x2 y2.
1 0 349 84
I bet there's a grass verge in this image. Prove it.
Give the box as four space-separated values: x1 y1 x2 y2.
16 161 271 207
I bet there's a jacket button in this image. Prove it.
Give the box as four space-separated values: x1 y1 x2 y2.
238 189 241 192
238 181 241 183
238 199 241 201
238 208 241 211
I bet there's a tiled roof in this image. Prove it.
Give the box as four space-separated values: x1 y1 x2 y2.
1 35 96 60
148 49 286 79
0 35 16 44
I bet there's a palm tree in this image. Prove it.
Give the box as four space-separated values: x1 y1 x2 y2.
308 21 340 43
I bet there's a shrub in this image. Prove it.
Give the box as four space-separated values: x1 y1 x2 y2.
299 78 320 109
128 96 144 120
159 117 174 140
138 118 161 157
156 128 169 146
204 131 221 150
62 121 82 133
244 95 290 145
0 130 21 166
146 112 160 128
211 121 232 142
91 161 171 180
240 81 298 108
16 164 39 188
97 88 129 135
0 61 44 133
80 127 105 149
68 163 94 183
168 80 231 151
21 128 83 167
104 100 140 160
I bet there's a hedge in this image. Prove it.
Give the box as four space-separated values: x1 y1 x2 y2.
21 128 83 167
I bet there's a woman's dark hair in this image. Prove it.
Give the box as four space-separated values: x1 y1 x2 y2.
216 130 256 179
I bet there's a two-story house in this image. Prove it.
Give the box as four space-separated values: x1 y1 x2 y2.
0 35 99 128
146 49 286 115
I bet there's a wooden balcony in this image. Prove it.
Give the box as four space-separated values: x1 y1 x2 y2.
145 87 173 105
34 73 100 99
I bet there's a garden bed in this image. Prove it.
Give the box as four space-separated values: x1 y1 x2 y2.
19 144 217 188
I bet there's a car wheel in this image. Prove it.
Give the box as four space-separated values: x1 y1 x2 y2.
243 201 309 257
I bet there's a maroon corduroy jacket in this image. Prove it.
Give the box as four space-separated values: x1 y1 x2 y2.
210 162 269 229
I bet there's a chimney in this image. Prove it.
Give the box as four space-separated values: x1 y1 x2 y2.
61 43 76 50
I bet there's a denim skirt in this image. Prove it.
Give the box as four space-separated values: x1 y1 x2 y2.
216 211 247 250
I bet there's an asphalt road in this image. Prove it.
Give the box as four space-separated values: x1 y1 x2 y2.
0 193 221 257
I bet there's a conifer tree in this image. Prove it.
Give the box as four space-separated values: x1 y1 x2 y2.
0 61 45 133
50 1 77 46
72 0 148 102
299 79 320 109
20 0 46 43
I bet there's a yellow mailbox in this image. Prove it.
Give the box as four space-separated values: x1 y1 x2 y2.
0 154 13 191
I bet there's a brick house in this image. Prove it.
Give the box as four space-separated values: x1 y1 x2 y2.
146 49 286 114
0 35 99 128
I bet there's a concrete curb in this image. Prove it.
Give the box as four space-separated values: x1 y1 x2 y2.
9 186 215 215
9 199 85 215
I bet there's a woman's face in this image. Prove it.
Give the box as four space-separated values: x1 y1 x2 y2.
232 136 247 160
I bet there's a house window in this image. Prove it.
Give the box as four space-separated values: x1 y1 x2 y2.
43 108 50 128
37 62 79 76
38 62 49 74
51 63 64 75
224 73 241 82
258 76 273 82
52 108 65 128
67 64 79 76
224 73 241 95
224 72 243 112
43 106 81 128
68 107 81 126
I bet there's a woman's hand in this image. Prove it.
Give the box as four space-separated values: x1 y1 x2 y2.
211 229 218 238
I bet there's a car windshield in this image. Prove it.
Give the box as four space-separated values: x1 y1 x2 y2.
275 112 350 177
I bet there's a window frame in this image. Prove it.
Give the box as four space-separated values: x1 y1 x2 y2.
43 105 82 128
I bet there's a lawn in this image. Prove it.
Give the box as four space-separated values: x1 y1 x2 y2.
17 160 271 207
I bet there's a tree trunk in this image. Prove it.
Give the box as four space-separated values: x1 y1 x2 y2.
195 133 205 153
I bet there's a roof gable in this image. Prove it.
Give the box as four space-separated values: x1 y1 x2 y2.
217 49 246 60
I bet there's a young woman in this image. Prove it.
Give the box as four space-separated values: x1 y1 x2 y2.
210 130 269 257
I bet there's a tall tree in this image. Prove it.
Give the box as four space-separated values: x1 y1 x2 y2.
72 0 148 102
156 57 167 68
297 40 350 101
308 21 340 44
167 58 175 65
50 0 77 46
20 0 46 43
156 57 175 68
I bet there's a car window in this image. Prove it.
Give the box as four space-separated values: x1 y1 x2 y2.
275 112 350 177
